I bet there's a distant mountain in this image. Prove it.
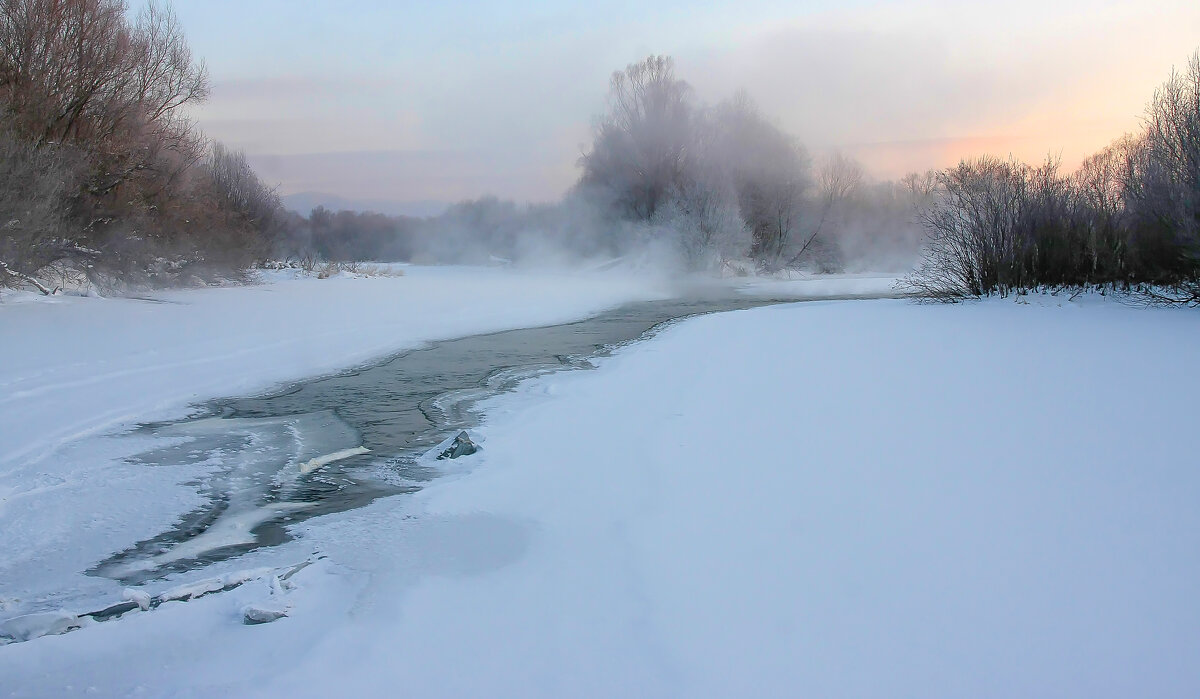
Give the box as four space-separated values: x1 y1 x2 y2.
281 192 448 219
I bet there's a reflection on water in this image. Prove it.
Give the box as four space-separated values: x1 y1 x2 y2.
93 295 805 582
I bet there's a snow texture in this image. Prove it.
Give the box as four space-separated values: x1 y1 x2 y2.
1 293 1197 697
0 265 671 620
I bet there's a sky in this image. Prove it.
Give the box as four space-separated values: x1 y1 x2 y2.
174 0 1200 212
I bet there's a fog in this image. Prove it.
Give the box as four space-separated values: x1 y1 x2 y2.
7 0 1197 293
271 56 930 275
181 0 1200 200
169 0 1200 277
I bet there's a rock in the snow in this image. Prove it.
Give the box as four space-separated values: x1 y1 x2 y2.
243 603 289 625
438 431 478 460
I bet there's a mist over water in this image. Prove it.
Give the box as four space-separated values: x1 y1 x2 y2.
272 57 929 278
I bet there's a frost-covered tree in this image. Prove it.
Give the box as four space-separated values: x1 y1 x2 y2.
655 111 750 269
579 55 695 222
712 95 816 270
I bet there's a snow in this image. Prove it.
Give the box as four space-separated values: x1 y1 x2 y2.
733 270 900 298
0 265 671 624
0 611 86 644
121 589 151 611
0 266 670 473
155 576 228 603
2 293 1198 696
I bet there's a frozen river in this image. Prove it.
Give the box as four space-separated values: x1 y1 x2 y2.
92 293 832 585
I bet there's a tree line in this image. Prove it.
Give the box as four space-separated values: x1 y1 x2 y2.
0 0 930 291
2 1 1196 297
281 56 928 273
285 50 1199 293
904 51 1200 302
0 2 929 293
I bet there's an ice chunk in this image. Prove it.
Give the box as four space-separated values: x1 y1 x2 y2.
97 502 317 579
158 577 226 603
123 588 152 611
222 567 275 588
299 445 371 474
243 602 290 625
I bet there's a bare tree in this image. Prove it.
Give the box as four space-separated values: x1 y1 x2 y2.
1071 135 1141 278
778 151 866 271
657 112 749 269
0 0 234 289
902 157 1028 298
121 1 208 194
204 143 281 233
0 127 85 292
711 95 816 271
579 55 695 222
0 0 130 145
818 151 864 204
1126 50 1200 295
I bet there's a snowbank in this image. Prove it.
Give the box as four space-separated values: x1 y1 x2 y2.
2 296 1197 696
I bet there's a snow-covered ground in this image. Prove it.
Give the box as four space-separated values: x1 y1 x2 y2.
0 265 672 473
2 289 1197 697
733 270 900 298
0 265 674 625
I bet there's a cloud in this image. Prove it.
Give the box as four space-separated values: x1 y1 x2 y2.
247 149 568 204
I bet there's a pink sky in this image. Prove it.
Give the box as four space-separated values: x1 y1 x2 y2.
182 0 1200 206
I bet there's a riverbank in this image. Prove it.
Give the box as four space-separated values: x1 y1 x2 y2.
2 293 1197 696
0 266 671 473
0 265 674 628
0 266 896 645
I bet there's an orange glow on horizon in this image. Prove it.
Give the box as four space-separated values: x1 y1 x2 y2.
845 68 1156 180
